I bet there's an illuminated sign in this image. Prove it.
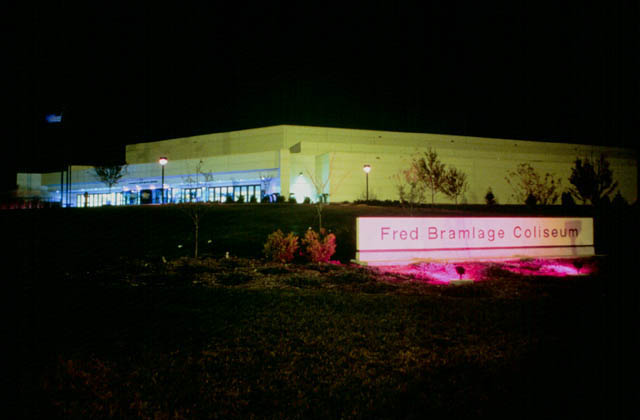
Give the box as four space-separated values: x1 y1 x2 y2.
356 217 594 265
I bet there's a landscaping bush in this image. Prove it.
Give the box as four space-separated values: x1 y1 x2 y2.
275 194 285 203
288 196 297 204
561 191 576 207
485 188 497 205
237 194 245 203
611 191 628 207
249 195 258 203
263 230 299 263
303 197 311 204
525 193 537 208
301 228 337 263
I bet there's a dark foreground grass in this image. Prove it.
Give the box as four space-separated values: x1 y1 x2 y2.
5 204 637 418
9 256 632 419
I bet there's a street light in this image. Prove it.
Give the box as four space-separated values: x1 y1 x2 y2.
363 164 371 201
159 157 168 204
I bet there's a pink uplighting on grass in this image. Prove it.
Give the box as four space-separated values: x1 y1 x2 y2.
380 262 487 284
499 258 596 277
373 258 596 284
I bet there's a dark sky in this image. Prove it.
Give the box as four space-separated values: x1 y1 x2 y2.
7 0 639 190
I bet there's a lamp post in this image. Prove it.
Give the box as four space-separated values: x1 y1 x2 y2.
363 164 371 201
159 157 168 204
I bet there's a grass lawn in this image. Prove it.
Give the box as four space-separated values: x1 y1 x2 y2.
5 204 637 418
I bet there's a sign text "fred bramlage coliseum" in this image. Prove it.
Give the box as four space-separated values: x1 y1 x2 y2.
381 224 580 242
356 217 594 264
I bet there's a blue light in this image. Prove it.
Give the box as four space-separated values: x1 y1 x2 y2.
45 114 62 123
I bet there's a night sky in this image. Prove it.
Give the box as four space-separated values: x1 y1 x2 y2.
7 1 638 191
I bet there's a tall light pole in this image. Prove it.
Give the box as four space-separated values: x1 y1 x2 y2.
159 157 168 204
363 164 371 201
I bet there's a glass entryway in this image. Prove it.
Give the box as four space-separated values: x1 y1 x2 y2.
76 192 125 207
208 185 261 202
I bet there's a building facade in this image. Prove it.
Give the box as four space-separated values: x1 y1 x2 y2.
16 125 638 207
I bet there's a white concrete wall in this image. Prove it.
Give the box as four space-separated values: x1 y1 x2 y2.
28 125 637 206
126 126 286 164
284 126 637 204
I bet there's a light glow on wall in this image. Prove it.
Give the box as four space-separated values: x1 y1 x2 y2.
290 173 315 203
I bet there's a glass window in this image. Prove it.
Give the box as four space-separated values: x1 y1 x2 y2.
220 187 227 202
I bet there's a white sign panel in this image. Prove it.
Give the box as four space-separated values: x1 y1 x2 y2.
356 217 594 265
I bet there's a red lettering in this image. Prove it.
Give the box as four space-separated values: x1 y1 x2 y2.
410 228 418 240
381 227 389 240
428 227 437 239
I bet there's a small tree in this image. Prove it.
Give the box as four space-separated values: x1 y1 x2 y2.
195 159 215 187
177 161 217 257
417 148 447 204
177 202 210 258
505 163 561 205
393 162 426 215
93 164 127 198
305 156 349 231
306 169 330 231
442 166 468 204
568 154 618 206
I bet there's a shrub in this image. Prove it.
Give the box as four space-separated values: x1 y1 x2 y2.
263 230 299 263
561 191 576 207
303 197 311 204
249 195 258 203
225 194 235 203
275 194 285 203
301 228 337 263
237 194 245 203
525 193 537 208
261 195 270 203
485 188 497 205
611 191 627 207
288 196 297 204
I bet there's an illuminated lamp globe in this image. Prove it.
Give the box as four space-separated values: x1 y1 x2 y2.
363 164 371 173
159 157 168 166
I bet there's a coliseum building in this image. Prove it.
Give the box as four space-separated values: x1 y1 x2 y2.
16 125 638 207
